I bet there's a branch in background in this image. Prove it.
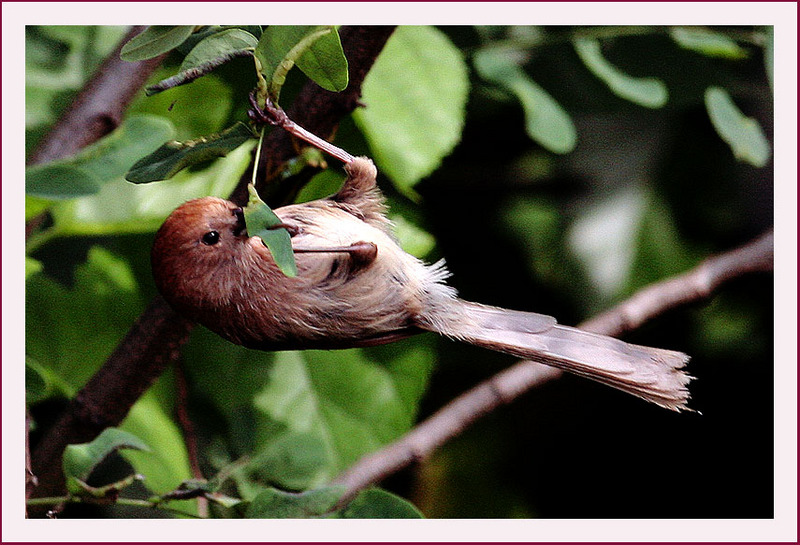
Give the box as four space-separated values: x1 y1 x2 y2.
329 229 775 502
581 229 775 336
27 26 166 166
27 26 396 514
174 359 208 518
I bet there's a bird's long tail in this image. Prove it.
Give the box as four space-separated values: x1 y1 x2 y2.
419 299 692 412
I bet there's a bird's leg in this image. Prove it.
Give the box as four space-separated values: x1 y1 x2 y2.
294 241 378 267
265 222 300 237
264 222 376 265
248 91 355 165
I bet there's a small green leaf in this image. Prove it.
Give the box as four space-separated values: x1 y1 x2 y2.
704 86 770 167
180 28 258 72
25 257 43 279
295 27 348 92
670 27 749 60
573 36 668 108
243 184 298 277
120 26 195 61
62 428 150 494
254 26 347 102
354 26 469 196
26 164 102 199
336 488 425 519
474 47 576 154
26 356 51 403
126 122 255 183
246 486 345 518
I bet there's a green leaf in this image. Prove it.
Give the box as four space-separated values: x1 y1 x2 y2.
294 27 348 92
26 356 51 404
670 27 749 60
26 115 175 198
354 26 469 196
25 256 43 279
243 184 298 277
474 47 576 154
254 25 348 101
130 70 234 141
26 164 101 199
246 486 345 518
120 394 195 500
573 36 668 108
62 428 150 494
47 142 253 238
704 86 770 167
120 26 195 61
26 247 146 394
247 342 435 490
143 28 259 95
180 28 258 72
126 122 254 183
181 327 435 494
336 488 424 518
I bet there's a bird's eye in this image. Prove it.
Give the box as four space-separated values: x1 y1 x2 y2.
201 231 220 245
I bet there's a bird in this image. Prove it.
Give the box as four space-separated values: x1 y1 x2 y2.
152 157 692 411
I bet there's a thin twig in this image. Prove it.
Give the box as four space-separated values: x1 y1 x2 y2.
173 359 208 518
329 229 775 502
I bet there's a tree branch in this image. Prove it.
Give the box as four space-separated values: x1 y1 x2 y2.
27 25 396 514
27 26 166 166
329 229 775 502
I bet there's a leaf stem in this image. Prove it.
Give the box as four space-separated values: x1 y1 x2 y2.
251 126 266 188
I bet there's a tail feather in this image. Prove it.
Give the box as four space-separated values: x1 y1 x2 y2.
421 300 692 412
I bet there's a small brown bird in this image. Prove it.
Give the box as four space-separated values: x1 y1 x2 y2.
152 157 691 411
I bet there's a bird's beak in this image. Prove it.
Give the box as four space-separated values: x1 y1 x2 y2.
232 207 247 237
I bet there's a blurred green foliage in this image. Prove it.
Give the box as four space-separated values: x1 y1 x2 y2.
25 25 773 519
